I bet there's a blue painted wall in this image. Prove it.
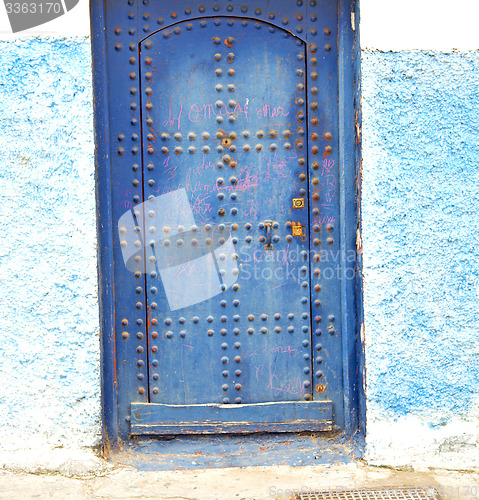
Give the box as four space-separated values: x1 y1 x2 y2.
0 38 100 453
0 35 478 469
361 50 479 466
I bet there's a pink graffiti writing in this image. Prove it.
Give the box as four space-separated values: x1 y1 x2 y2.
162 156 177 180
248 345 299 358
189 192 212 220
256 104 289 119
162 105 183 130
316 215 336 225
255 362 304 396
321 158 335 176
189 101 249 123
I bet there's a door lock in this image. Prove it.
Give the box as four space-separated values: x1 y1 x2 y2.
292 222 306 241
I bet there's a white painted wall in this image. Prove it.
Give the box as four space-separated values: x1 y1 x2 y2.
1 0 479 50
361 0 479 50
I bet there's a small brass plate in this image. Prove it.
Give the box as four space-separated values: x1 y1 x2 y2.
292 223 303 237
292 197 305 209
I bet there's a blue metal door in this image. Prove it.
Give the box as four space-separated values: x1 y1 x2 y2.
129 17 331 433
92 0 356 440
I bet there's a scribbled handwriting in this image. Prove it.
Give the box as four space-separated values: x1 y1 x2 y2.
254 361 304 396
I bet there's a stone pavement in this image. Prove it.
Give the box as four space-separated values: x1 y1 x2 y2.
1 460 479 500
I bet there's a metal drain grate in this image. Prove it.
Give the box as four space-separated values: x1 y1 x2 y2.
292 487 441 500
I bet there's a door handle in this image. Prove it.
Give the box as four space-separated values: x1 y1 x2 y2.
265 221 273 251
259 220 278 251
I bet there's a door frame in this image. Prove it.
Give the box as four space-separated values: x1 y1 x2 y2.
91 0 363 451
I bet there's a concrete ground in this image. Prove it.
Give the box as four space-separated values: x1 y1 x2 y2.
1 460 479 500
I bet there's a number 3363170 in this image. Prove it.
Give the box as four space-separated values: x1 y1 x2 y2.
5 2 61 14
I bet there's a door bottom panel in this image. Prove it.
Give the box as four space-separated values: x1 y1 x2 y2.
130 401 333 435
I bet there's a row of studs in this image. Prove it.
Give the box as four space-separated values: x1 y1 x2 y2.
153 312 311 324
307 16 336 397
136 0 310 40
147 326 309 338
212 36 243 232
153 129 296 140
140 234 331 245
120 223 319 246
291 41 315 400
151 142 301 155
127 222 289 231
156 130 291 140
137 0 310 11
112 3 150 401
212 33 246 405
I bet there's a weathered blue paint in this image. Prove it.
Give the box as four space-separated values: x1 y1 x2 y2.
0 38 100 451
114 431 364 470
140 18 315 410
131 401 332 435
92 0 361 449
338 0 363 437
90 0 118 451
361 51 479 421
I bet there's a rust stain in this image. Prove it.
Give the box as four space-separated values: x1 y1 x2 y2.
113 352 117 391
355 108 361 147
111 295 118 391
102 434 112 459
258 446 274 451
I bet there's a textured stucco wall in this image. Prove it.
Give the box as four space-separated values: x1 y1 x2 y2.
0 38 100 457
361 50 479 468
1 36 478 473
